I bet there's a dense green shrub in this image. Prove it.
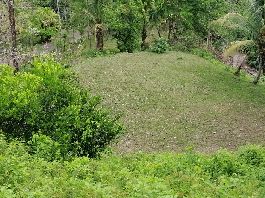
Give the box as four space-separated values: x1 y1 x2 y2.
0 58 122 159
205 151 242 179
209 13 250 51
240 41 259 69
238 145 265 166
0 137 265 197
150 38 169 54
104 1 143 53
18 7 60 44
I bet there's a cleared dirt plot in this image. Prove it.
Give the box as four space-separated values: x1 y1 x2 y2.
74 51 265 154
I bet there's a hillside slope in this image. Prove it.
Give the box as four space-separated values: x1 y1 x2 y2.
74 52 265 153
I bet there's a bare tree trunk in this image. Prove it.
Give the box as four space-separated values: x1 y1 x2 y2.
207 31 212 50
7 0 18 72
168 19 173 41
87 29 92 49
157 27 161 38
141 23 148 50
95 23 103 51
253 56 264 84
56 0 60 20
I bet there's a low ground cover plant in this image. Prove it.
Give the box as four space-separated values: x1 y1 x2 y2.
0 136 264 197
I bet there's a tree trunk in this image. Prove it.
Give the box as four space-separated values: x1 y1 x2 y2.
141 23 148 50
157 27 161 38
253 56 264 84
207 31 212 50
87 29 92 49
168 19 173 41
7 0 18 72
56 0 60 19
95 23 103 51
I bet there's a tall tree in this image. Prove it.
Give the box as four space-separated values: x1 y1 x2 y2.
7 0 18 71
69 0 108 50
252 0 265 84
138 0 155 50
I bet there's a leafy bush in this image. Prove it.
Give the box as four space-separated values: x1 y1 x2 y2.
209 13 250 51
205 151 242 179
240 41 259 69
0 137 265 197
238 145 265 166
18 7 60 45
0 58 122 159
28 134 62 161
104 1 143 53
150 38 169 54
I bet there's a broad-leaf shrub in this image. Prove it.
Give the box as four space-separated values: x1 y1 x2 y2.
104 1 143 53
18 7 60 44
240 41 259 69
150 38 169 54
0 58 122 159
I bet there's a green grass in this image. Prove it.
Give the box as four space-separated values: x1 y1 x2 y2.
74 51 265 154
1 137 265 197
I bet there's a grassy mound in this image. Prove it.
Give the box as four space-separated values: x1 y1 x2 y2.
0 136 265 197
74 51 265 153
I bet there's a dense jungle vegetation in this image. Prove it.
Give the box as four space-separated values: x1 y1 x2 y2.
1 0 265 197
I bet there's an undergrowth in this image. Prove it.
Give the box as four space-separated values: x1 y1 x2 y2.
0 136 264 197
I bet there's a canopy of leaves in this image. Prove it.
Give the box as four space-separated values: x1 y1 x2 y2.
210 13 250 41
18 7 61 44
104 0 144 52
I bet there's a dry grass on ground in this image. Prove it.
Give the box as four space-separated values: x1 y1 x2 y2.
74 51 265 154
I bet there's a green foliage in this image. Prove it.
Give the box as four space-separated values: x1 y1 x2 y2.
68 0 109 33
150 38 169 54
0 58 122 159
209 13 250 51
238 145 265 166
223 40 253 59
30 0 54 8
205 151 242 179
104 0 144 52
0 136 265 197
191 48 216 60
28 134 62 161
210 13 250 40
223 40 259 68
240 41 259 68
18 7 61 44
